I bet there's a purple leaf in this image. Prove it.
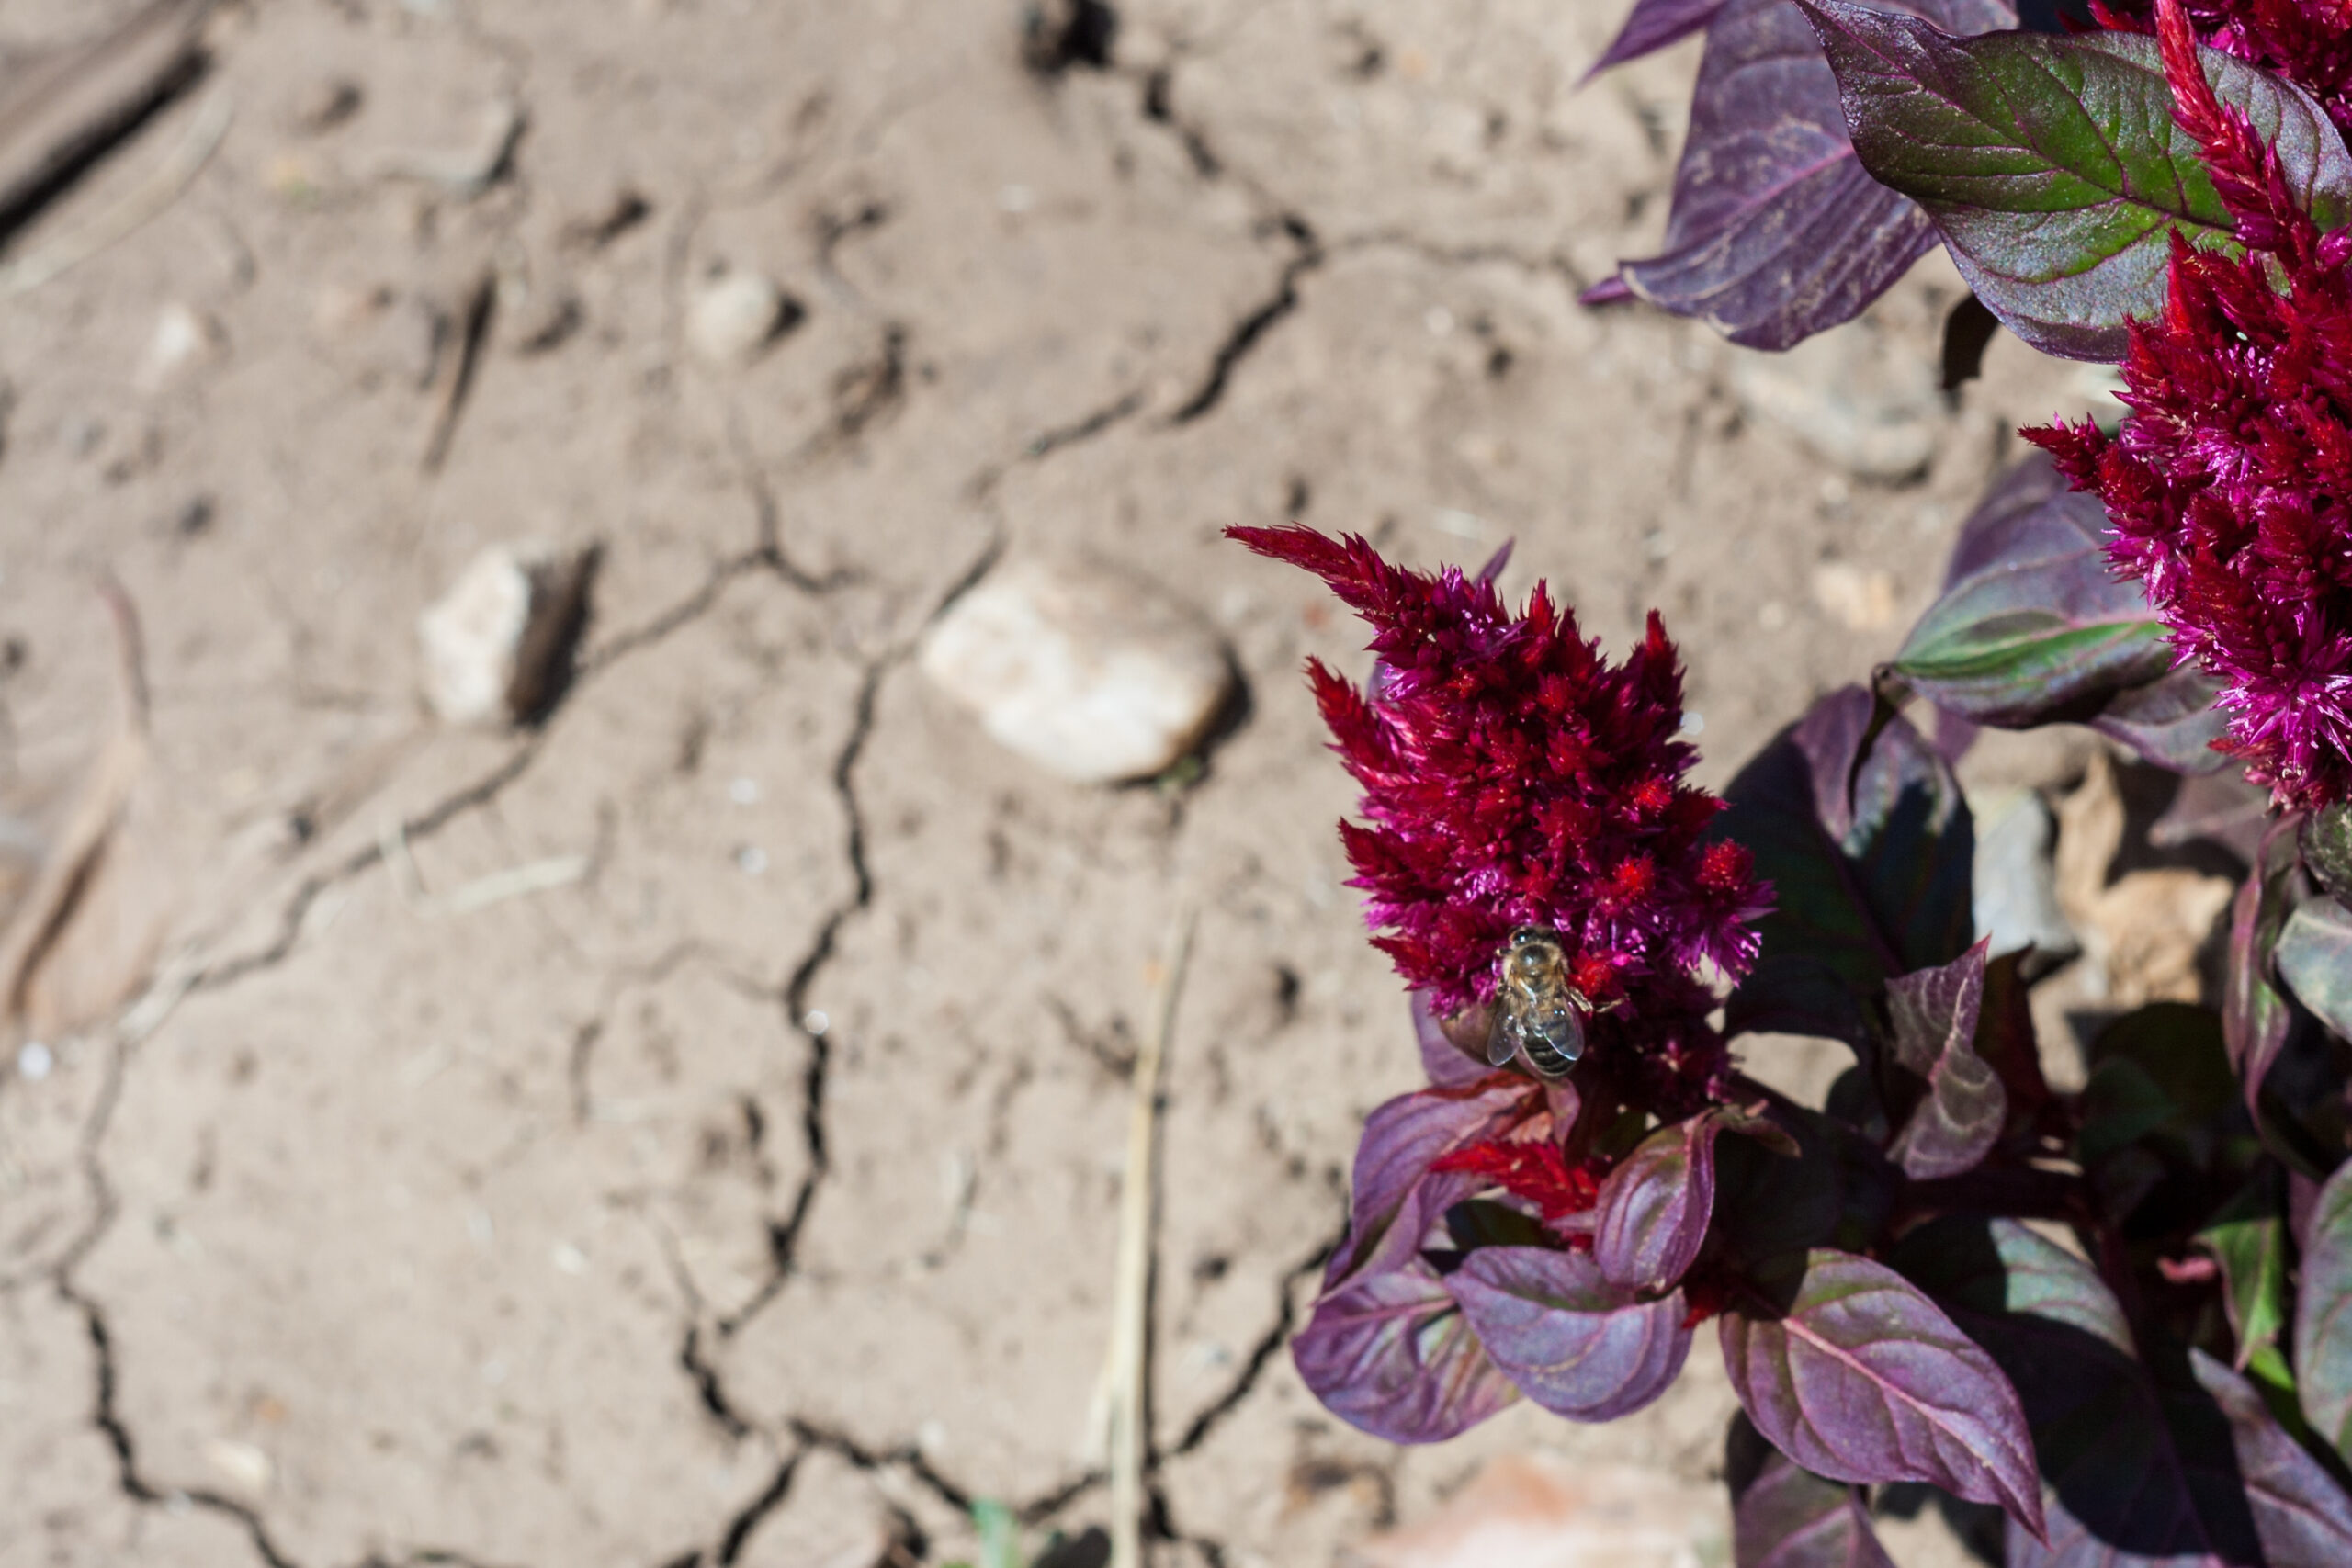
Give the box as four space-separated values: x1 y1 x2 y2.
2278 897 2352 1042
2228 817 2304 1130
1293 1254 1521 1443
1804 0 2352 359
1447 1246 1692 1421
1728 1416 1898 1568
1596 1109 1728 1293
1889 1215 2133 1353
2150 770 2275 866
1895 1217 2345 1567
1615 0 2013 350
1892 455 2174 726
1410 989 1491 1089
1721 1248 2044 1536
2086 664 2233 775
2293 1159 2352 1466
2190 1350 2352 1568
1716 686 1974 1046
1713 1102 1855 1267
1333 1079 1529 1287
1883 940 2006 1179
1589 0 1734 77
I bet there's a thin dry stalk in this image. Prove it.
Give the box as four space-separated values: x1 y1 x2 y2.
1103 902 1195 1568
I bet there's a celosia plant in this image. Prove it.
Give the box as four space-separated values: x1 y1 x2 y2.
1254 0 2352 1560
2024 1 2352 809
1227 525 1764 1109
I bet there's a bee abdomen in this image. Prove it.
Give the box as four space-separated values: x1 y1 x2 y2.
1519 1003 1585 1077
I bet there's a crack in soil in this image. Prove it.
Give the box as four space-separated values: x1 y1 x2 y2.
1168 236 1322 426
710 652 884 1337
61 1275 300 1568
1164 1219 1342 1461
679 1324 754 1441
22 15 1477 1560
713 1451 800 1566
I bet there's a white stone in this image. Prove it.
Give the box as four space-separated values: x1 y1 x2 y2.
1811 561 1899 632
1972 787 2079 970
202 1438 274 1495
686 270 787 365
135 302 224 393
417 542 595 728
919 558 1234 784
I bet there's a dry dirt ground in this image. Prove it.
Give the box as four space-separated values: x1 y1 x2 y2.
0 2 2100 1564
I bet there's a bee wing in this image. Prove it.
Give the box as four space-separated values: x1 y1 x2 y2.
1485 1007 1521 1068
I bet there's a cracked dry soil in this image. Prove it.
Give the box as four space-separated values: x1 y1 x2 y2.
0 2 2093 1564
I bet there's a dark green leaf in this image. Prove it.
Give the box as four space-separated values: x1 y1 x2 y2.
1803 0 2352 358
1889 1215 2133 1353
1892 454 2173 725
2198 1168 2290 1370
1714 1103 1890 1268
2278 896 2352 1041
2302 803 2352 909
2091 1002 2234 1128
2228 818 2306 1121
2079 1056 2185 1166
2294 1161 2352 1466
1717 686 1974 1046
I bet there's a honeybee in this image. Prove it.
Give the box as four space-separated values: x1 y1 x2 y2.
1487 927 1589 1078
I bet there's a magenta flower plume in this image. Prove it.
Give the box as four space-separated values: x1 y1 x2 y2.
2026 0 2352 808
1229 525 1767 1096
2095 0 2352 137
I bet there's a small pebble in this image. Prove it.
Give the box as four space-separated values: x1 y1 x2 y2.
17 1041 52 1081
135 303 224 393
804 1010 831 1036
202 1439 273 1495
1973 788 2079 969
686 271 795 366
918 557 1236 784
1812 562 1898 632
291 77 363 134
417 542 596 728
728 776 760 805
735 846 768 875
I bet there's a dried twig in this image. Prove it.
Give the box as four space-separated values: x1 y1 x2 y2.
379 820 586 920
0 90 231 299
1093 901 1196 1568
0 0 212 227
0 581 151 1031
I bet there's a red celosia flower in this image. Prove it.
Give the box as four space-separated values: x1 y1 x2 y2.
2095 0 2352 136
2025 0 2352 808
1431 1137 1606 1240
1228 525 1768 1097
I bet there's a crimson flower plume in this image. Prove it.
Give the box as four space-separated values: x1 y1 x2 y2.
2026 0 2352 807
1230 525 1766 1105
